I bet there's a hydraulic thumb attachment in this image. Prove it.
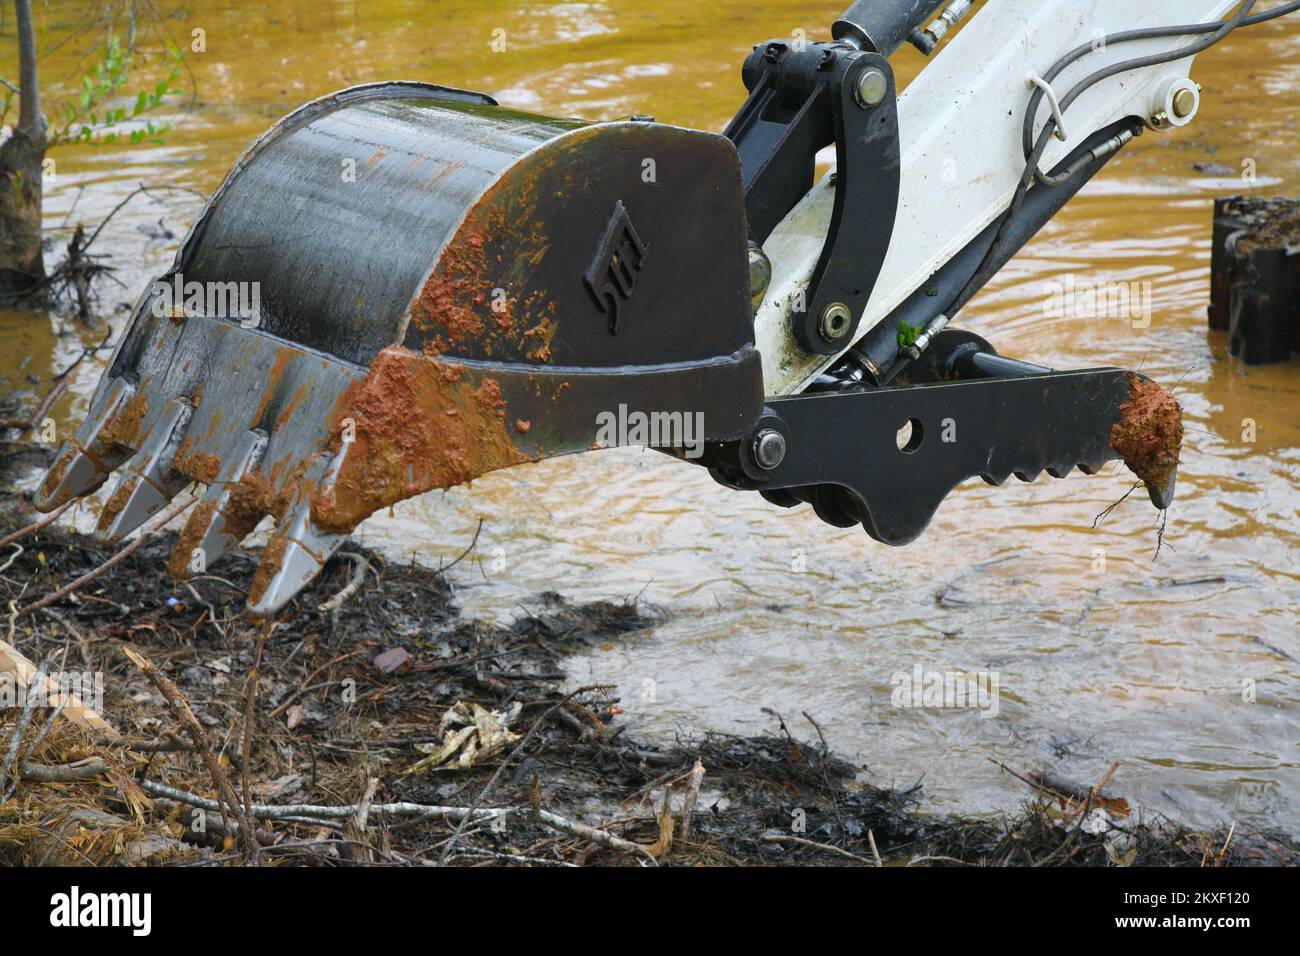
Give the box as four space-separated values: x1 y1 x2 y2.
702 335 1182 545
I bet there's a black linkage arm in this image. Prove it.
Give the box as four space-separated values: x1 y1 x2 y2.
724 38 901 355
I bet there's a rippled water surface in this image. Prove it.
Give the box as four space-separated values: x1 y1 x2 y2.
3 1 1298 831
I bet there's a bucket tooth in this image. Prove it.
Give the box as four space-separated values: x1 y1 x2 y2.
247 454 346 617
95 399 193 543
169 430 268 580
34 378 135 510
1146 468 1177 511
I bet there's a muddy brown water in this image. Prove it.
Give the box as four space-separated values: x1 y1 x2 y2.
3 1 1298 833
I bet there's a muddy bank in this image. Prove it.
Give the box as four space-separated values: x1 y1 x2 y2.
0 496 1295 867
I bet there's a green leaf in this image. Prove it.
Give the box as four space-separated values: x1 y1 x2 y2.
896 322 921 349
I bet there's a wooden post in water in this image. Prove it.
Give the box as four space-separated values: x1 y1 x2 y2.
1208 196 1300 365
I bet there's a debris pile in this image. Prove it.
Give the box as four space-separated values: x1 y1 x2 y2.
0 510 1295 866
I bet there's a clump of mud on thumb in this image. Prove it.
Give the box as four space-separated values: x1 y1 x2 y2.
1109 372 1184 504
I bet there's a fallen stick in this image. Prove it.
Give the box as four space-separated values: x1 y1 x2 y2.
1215 822 1236 867
41 607 93 670
450 847 578 867
0 501 73 551
98 733 192 753
268 650 363 719
318 552 370 616
138 777 504 821
137 778 656 863
240 622 273 865
28 374 71 431
122 647 258 858
438 517 483 573
535 807 659 864
679 758 705 841
2 660 47 799
868 829 883 867
29 807 186 866
760 833 875 865
19 757 108 782
348 776 379 864
18 495 195 619
1029 764 1130 819
0 372 69 436
0 329 110 436
148 796 280 848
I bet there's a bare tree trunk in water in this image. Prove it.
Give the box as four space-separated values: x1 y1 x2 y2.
0 0 49 299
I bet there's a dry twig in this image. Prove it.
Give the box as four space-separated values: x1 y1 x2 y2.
18 494 195 619
122 647 258 858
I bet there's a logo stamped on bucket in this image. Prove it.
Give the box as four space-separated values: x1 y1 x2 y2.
584 200 648 335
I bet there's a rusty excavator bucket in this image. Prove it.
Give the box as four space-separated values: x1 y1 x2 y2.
34 82 765 615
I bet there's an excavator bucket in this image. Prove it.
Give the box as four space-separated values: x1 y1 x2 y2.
35 82 764 615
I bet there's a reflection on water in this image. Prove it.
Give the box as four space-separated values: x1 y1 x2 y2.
4 0 1299 832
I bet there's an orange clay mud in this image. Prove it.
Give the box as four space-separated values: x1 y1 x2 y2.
168 498 220 578
311 347 529 534
102 389 150 450
247 533 293 607
166 469 284 579
412 226 495 346
1110 372 1184 500
97 473 142 537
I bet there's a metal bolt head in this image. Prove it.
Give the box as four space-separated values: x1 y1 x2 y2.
819 302 853 342
753 429 786 470
1151 110 1168 128
855 67 888 108
1172 87 1196 119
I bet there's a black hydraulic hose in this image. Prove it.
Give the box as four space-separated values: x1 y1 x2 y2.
1022 0 1300 168
950 0 1268 320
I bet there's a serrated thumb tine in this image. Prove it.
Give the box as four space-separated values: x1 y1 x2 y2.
96 399 192 543
1146 467 1177 511
247 454 346 618
34 378 136 511
169 429 267 580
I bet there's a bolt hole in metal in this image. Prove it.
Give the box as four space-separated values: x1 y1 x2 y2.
818 301 853 342
896 418 923 453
